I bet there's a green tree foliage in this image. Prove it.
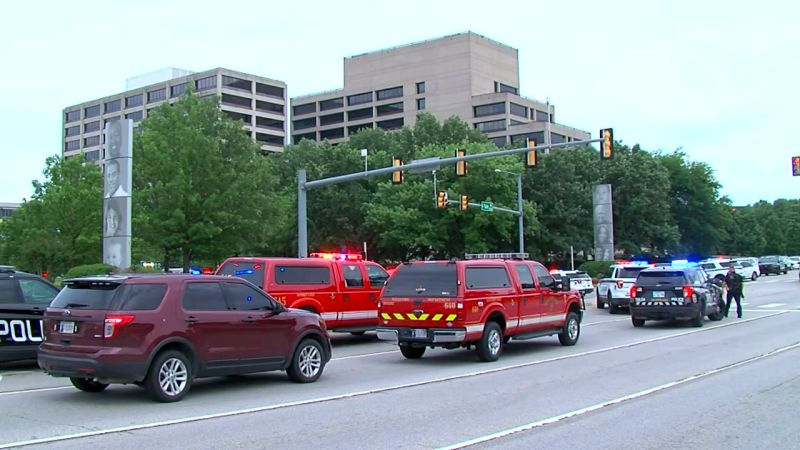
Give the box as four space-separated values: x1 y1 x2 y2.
133 92 271 271
0 155 102 277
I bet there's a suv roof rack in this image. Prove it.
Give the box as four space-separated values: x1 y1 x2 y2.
464 252 529 260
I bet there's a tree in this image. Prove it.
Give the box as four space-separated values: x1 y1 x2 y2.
0 155 102 277
133 92 272 271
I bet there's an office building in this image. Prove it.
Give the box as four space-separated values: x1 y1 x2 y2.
0 202 20 224
290 32 590 147
62 68 287 161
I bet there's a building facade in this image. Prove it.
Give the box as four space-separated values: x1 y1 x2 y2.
290 32 590 147
62 68 287 161
0 202 20 224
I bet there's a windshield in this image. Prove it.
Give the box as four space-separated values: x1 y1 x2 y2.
382 264 457 297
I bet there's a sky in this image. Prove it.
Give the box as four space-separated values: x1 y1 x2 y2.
1 0 797 206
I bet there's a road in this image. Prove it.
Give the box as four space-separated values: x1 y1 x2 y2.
1 272 798 449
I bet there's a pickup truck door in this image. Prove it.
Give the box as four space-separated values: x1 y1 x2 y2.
530 263 565 326
510 262 541 333
337 262 376 325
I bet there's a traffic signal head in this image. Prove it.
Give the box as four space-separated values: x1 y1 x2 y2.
437 191 448 209
392 157 404 184
600 128 614 160
456 149 467 176
793 156 800 176
526 138 537 168
460 194 468 211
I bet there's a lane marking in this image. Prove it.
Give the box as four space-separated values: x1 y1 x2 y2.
0 386 72 397
439 340 800 450
583 318 629 327
759 303 787 308
332 350 398 361
0 312 787 448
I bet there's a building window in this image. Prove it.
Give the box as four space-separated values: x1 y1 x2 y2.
126 94 143 108
195 76 217 92
319 97 344 111
65 125 80 137
222 75 252 92
376 118 404 131
376 86 403 101
489 136 508 147
171 83 187 98
84 104 101 118
510 119 526 126
293 132 316 144
293 117 316 130
255 116 283 130
320 112 344 126
84 150 100 162
65 140 80 151
417 98 426 110
347 92 372 106
84 121 101 133
511 132 544 146
256 100 283 114
510 103 527 118
551 133 566 144
65 110 80 123
225 110 252 124
221 93 251 109
147 88 166 103
416 82 425 94
347 107 372 121
256 132 284 146
293 103 316 115
319 127 344 140
376 102 403 116
536 110 551 122
126 110 143 122
495 82 518 95
84 135 101 147
104 99 121 114
256 82 283 98
104 116 120 126
474 119 506 133
474 102 506 117
348 123 373 136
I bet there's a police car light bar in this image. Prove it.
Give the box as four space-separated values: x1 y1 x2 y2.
464 252 529 260
309 252 363 261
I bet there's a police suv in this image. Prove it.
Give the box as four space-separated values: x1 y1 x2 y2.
0 266 59 362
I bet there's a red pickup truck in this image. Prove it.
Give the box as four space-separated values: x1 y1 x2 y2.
376 255 584 362
216 253 390 333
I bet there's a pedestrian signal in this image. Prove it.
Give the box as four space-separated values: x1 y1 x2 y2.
437 191 448 209
392 157 404 184
526 139 537 168
600 128 614 160
793 156 800 176
460 194 469 211
455 149 467 176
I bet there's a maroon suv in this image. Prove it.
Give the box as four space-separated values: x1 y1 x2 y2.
38 274 331 402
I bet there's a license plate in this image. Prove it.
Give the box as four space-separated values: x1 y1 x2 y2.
412 328 427 338
59 321 76 334
652 291 665 298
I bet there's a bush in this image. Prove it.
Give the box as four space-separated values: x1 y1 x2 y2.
579 260 615 279
64 263 115 279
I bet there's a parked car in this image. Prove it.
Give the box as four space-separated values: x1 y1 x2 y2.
758 256 788 275
732 259 760 281
788 256 800 270
551 270 593 299
629 266 725 327
596 263 652 313
38 274 331 402
0 266 59 363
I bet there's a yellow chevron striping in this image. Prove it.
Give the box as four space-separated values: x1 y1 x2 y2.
381 313 391 320
406 313 417 321
418 313 430 321
446 314 457 321
393 313 405 320
432 313 443 321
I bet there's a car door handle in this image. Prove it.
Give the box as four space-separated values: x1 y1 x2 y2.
185 316 198 323
242 317 256 323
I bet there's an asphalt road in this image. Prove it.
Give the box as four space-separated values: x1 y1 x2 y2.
1 271 798 449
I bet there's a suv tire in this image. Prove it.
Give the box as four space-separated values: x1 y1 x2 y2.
145 350 192 402
287 338 325 383
558 312 581 346
70 377 109 393
608 294 618 314
691 300 705 327
751 272 758 281
400 345 426 359
708 298 725 321
596 290 604 309
631 318 645 327
476 322 503 362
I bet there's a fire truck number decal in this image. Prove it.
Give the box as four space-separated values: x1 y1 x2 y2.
0 319 45 344
443 302 457 310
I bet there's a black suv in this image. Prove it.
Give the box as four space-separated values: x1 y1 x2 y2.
629 266 725 328
0 266 59 363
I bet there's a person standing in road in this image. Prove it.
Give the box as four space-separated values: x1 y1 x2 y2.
723 265 744 318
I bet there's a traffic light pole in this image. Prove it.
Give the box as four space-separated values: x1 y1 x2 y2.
297 138 604 257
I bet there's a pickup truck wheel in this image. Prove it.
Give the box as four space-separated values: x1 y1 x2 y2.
400 345 425 359
476 322 503 362
558 312 580 346
70 377 109 393
691 299 705 327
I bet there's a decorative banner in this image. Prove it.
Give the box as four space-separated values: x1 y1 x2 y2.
593 184 614 261
102 119 133 269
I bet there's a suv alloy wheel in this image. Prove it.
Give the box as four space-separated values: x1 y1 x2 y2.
145 350 192 402
287 339 325 383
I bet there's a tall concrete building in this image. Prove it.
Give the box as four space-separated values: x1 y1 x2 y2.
290 32 590 147
62 68 287 161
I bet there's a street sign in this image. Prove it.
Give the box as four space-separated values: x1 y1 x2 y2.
480 201 494 212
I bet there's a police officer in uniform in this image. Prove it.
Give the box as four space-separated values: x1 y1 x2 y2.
723 265 744 318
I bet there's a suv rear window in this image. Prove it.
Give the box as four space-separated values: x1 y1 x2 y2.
618 267 646 278
218 261 266 288
636 271 687 286
383 264 457 297
275 266 331 285
51 281 121 309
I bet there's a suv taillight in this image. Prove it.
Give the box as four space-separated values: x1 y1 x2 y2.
104 315 135 338
629 285 637 298
682 285 694 300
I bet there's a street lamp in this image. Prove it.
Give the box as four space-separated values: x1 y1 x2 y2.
494 169 524 253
